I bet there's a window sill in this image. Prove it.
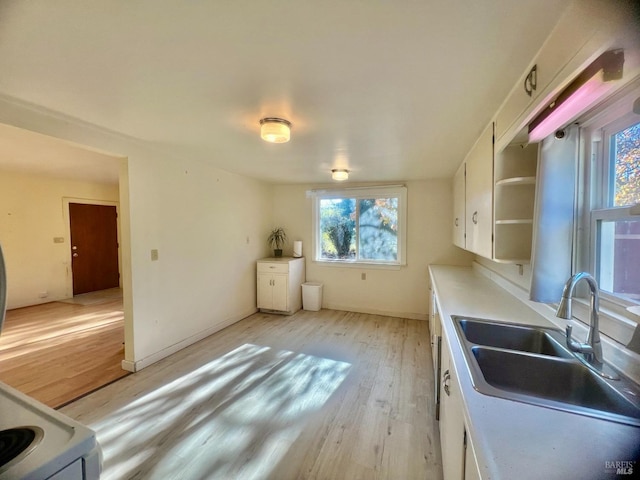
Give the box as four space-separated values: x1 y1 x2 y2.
569 296 638 347
312 259 403 270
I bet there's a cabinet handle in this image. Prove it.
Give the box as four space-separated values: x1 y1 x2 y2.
455 217 459 227
524 64 537 97
472 211 478 225
443 369 451 396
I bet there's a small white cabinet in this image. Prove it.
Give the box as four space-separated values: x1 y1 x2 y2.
257 257 305 314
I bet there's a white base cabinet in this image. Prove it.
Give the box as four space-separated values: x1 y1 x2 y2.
439 327 465 480
439 320 481 480
257 257 305 314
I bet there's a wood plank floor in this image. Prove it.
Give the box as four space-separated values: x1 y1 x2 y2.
61 309 443 480
0 292 128 408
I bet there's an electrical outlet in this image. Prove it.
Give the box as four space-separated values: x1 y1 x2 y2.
53 237 65 244
151 249 159 261
39 291 48 298
361 273 366 280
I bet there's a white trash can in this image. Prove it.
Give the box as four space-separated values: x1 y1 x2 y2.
302 282 323 311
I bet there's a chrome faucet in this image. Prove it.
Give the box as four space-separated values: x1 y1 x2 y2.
556 272 603 364
556 272 619 379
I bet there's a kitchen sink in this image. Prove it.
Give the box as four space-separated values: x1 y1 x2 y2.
451 316 640 426
455 318 572 358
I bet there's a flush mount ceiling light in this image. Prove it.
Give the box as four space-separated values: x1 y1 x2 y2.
331 169 349 181
260 117 291 143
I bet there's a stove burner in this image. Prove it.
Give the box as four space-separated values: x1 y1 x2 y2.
0 427 43 469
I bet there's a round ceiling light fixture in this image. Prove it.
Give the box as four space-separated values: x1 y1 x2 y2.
331 169 349 181
260 117 291 143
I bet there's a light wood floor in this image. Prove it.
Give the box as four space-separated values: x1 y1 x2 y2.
0 293 128 408
61 309 443 480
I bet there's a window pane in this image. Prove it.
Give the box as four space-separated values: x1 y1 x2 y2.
610 121 640 207
597 218 640 301
358 198 398 261
319 198 356 260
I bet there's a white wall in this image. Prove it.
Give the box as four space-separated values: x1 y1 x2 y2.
0 95 273 371
475 257 532 291
273 180 474 320
126 154 273 368
0 170 119 308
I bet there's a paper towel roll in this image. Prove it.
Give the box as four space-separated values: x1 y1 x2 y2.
293 240 302 257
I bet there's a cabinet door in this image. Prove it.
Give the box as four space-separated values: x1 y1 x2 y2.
453 162 466 249
465 122 494 259
271 274 289 312
464 431 482 480
440 330 466 480
257 273 273 310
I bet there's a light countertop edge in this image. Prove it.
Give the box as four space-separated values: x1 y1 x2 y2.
428 264 640 480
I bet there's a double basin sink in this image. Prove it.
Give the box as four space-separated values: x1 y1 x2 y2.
452 317 640 427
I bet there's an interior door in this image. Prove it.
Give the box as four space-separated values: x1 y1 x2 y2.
69 203 119 295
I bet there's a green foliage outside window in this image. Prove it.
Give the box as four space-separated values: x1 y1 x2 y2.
319 196 398 261
613 122 640 207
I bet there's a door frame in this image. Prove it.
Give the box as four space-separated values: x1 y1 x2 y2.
63 197 121 298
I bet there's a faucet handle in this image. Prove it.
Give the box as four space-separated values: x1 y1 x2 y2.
566 324 593 355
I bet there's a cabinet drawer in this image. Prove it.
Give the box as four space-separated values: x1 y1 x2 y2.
257 262 289 274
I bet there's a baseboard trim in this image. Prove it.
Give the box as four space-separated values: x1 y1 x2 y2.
120 308 258 372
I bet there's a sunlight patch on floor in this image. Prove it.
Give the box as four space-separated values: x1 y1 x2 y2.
93 344 352 479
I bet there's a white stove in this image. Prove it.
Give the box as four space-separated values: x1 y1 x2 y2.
0 239 100 479
0 383 101 480
0 383 102 480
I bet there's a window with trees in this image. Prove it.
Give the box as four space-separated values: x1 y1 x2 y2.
590 115 640 303
578 87 640 323
312 186 407 266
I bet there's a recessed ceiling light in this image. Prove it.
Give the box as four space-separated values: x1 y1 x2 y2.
260 117 291 143
331 169 349 181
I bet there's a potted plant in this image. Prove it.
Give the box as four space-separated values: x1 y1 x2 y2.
267 227 287 257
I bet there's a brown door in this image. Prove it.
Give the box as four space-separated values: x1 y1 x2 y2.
69 203 119 295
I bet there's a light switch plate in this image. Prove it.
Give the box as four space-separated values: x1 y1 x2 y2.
151 249 159 261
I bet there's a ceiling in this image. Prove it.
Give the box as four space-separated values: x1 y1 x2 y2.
0 123 121 184
0 1 570 184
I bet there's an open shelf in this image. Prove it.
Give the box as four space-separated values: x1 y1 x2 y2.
492 257 532 264
495 176 536 186
492 142 538 264
495 219 533 225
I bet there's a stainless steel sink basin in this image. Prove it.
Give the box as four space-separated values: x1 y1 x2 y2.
456 318 572 358
451 316 640 426
472 347 640 422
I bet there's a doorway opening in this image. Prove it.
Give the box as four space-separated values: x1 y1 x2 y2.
0 123 131 408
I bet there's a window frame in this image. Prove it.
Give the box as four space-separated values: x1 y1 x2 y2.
311 185 407 268
575 87 640 337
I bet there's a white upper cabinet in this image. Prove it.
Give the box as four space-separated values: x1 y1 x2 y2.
452 162 466 250
495 0 626 145
464 122 494 259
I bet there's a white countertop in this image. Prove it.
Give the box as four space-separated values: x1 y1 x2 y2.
429 265 640 480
